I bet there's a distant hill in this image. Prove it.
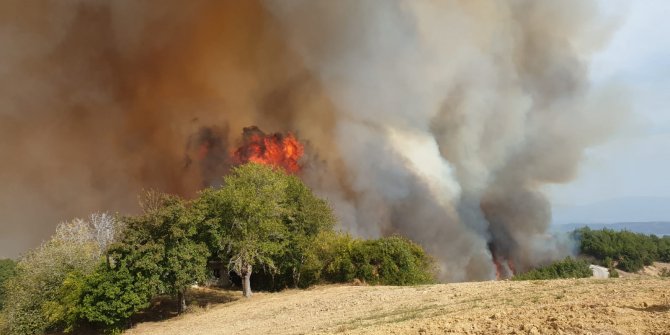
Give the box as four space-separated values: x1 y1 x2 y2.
552 196 670 224
551 221 670 236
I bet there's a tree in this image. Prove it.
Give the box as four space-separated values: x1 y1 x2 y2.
574 227 670 272
76 261 156 333
277 175 336 288
112 192 210 313
196 163 290 297
0 219 101 335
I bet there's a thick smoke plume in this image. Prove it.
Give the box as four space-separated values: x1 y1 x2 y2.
0 0 626 280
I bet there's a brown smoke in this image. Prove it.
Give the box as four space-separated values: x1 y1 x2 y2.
0 0 626 281
0 0 336 257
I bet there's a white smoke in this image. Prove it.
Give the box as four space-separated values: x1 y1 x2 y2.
266 0 628 280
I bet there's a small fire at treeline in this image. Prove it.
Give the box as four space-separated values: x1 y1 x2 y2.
232 126 304 174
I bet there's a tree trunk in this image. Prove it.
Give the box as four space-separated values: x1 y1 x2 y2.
293 267 300 288
242 264 253 298
177 290 187 314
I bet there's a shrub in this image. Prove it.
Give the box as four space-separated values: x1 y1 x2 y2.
349 236 435 285
310 232 358 284
512 257 593 281
265 233 436 287
609 267 619 278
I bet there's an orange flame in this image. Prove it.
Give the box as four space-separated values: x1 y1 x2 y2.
233 126 304 173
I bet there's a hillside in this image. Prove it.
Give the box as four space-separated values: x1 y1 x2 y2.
552 196 670 225
125 277 670 335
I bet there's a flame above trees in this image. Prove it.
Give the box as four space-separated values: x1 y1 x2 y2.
232 126 304 173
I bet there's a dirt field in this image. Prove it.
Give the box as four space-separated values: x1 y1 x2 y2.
125 277 670 335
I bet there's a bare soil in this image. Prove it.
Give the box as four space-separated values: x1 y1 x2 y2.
124 276 670 335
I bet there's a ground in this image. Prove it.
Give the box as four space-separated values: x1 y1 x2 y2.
124 275 670 335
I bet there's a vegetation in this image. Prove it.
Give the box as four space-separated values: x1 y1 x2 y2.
196 164 292 298
323 235 434 285
609 266 619 278
573 227 670 272
0 163 435 334
114 192 210 312
512 257 593 281
0 219 104 335
0 259 16 310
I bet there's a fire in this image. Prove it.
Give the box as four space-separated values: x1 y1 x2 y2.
232 126 304 173
493 259 515 280
489 242 515 280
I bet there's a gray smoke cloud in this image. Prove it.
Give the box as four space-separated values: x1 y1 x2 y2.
0 0 626 281
265 0 628 280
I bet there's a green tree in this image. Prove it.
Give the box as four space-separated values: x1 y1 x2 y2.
277 176 336 288
76 261 156 333
306 233 436 286
113 192 210 313
196 163 290 297
574 227 670 272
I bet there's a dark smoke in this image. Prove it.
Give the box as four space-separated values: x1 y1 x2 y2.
0 0 627 281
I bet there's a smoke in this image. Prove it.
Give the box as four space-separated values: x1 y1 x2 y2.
0 0 627 281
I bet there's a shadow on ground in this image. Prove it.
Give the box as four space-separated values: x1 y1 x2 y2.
133 287 242 323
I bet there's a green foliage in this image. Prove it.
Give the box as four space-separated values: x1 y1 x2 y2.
609 266 619 278
348 236 435 285
574 227 670 272
195 164 292 293
0 222 101 335
270 175 337 288
0 258 17 310
297 231 358 286
111 192 210 308
1 164 439 333
512 257 593 281
306 233 435 286
76 261 156 333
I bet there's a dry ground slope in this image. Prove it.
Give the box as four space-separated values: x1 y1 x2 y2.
125 277 670 335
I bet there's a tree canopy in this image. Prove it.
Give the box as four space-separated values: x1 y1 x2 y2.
573 227 670 272
0 163 437 334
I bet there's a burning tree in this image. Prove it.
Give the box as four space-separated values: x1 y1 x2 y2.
233 126 304 174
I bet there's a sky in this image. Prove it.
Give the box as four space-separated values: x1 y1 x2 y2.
548 0 670 211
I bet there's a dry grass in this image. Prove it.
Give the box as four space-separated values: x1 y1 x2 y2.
123 277 670 335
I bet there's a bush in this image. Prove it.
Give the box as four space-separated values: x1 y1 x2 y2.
350 236 435 285
512 257 593 281
609 267 619 278
313 235 435 286
256 233 436 287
